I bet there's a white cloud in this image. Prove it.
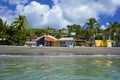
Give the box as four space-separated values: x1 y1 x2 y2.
41 6 71 29
112 0 120 6
18 1 71 28
0 0 120 29
0 6 14 24
21 1 50 28
100 25 106 30
52 0 120 25
100 22 110 29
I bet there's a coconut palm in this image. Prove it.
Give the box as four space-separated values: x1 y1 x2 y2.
13 15 29 33
84 18 99 46
84 18 99 40
106 22 120 40
0 18 8 40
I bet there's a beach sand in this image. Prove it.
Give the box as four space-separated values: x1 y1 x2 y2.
0 46 120 55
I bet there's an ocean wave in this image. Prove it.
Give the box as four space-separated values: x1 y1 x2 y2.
0 54 120 58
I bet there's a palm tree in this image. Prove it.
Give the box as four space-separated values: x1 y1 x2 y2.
84 18 99 37
106 22 120 41
0 18 8 40
13 15 29 33
84 18 99 46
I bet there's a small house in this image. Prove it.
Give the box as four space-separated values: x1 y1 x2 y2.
25 37 38 46
37 35 58 46
74 38 86 47
58 37 74 47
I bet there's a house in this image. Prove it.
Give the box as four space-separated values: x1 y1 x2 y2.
58 37 74 47
31 34 86 47
58 37 86 47
74 38 86 47
25 37 38 46
36 35 58 46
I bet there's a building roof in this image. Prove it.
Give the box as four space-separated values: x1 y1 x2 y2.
38 35 57 41
74 38 86 41
45 35 57 41
58 37 73 41
58 37 86 41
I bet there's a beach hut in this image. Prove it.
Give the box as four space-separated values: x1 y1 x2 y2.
25 37 38 46
58 37 74 47
74 38 86 47
37 35 58 46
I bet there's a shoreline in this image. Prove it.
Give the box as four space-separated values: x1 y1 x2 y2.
0 46 120 55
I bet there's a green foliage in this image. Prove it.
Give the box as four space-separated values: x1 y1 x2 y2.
106 22 120 41
26 29 36 37
12 15 29 33
84 18 99 41
0 18 8 39
5 15 29 45
67 24 84 38
0 15 28 45
6 26 26 45
26 27 56 37
1 16 120 46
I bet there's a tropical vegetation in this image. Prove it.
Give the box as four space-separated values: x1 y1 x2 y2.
0 15 120 46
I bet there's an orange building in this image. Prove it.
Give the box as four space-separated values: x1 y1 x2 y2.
37 35 58 46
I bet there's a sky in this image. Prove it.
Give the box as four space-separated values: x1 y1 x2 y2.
0 0 120 29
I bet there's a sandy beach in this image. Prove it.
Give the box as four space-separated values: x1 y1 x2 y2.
0 46 120 55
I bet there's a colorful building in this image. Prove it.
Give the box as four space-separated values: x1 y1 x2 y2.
74 38 86 47
37 35 58 46
25 37 38 46
95 40 112 47
58 37 74 47
58 37 86 47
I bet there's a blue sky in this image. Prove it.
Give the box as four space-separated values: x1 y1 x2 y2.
0 0 120 29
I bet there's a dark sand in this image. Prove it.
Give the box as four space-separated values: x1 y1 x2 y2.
0 46 120 55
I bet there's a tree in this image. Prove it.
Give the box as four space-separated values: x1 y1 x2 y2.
5 15 29 45
67 24 83 37
84 18 99 41
13 15 29 33
26 29 36 37
46 27 56 35
0 18 8 41
6 26 26 45
106 22 120 41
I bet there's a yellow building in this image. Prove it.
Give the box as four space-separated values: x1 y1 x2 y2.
95 40 112 47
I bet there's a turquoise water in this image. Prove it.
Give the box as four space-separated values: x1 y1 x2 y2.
0 55 120 80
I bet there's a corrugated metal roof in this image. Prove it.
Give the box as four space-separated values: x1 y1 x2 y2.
38 35 57 41
58 37 73 41
74 38 86 41
45 35 57 41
